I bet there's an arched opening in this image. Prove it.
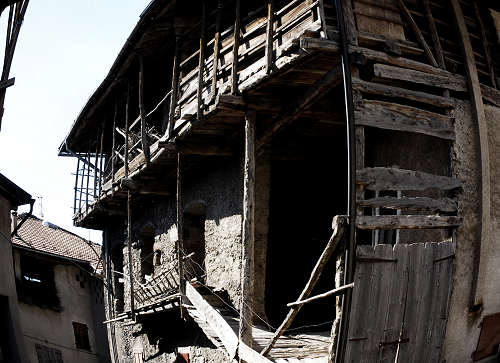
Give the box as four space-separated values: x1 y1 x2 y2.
183 201 206 283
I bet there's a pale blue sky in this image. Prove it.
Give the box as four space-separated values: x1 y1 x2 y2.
0 1 152 243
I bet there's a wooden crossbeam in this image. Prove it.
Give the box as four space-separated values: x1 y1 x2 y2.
356 215 463 230
358 196 457 213
357 167 461 192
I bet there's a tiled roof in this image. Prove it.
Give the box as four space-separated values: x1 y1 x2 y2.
12 214 102 270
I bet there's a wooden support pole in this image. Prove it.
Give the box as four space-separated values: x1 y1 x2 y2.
79 154 85 211
265 0 275 74
340 0 357 45
138 56 150 165
94 136 99 198
111 101 117 183
125 85 130 177
231 0 241 95
239 110 256 353
211 0 223 100
261 216 347 356
98 122 105 194
127 191 135 319
85 148 91 211
397 0 438 68
73 158 80 214
176 153 185 319
473 1 496 88
450 0 491 308
197 0 207 120
422 0 445 70
166 37 180 139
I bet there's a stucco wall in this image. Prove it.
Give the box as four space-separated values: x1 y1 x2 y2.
442 101 500 362
14 250 110 363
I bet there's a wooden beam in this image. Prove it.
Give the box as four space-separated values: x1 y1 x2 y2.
422 0 445 69
473 1 495 88
127 191 135 319
261 215 347 356
166 36 180 138
265 0 275 74
73 158 80 214
396 0 438 67
211 0 223 100
287 283 354 307
139 56 150 165
450 0 491 307
176 153 185 318
111 101 118 183
355 99 455 140
373 63 467 92
300 37 340 53
197 0 207 119
257 65 343 151
239 110 256 351
357 167 461 191
356 215 463 230
231 0 241 94
358 196 457 213
352 78 454 108
125 85 130 177
481 84 500 107
120 178 170 196
161 141 233 156
340 0 358 45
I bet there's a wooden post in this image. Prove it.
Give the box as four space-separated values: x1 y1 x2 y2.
94 135 99 199
139 56 150 165
125 84 130 177
127 190 135 319
473 1 496 88
211 0 223 100
340 0 357 45
166 36 180 139
85 148 91 212
98 122 105 194
239 110 256 353
79 154 85 211
111 101 117 183
231 0 241 95
422 0 446 70
265 0 275 74
450 0 491 308
197 0 207 120
176 153 185 319
73 158 80 214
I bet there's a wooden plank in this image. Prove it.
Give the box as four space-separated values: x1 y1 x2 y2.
356 215 463 230
300 37 340 53
265 0 275 74
351 78 454 108
239 110 256 349
357 167 461 192
286 283 354 307
396 0 437 67
211 0 223 100
197 0 207 120
357 196 457 213
231 0 241 94
422 0 445 69
451 0 490 306
373 63 467 92
480 84 500 107
355 99 455 140
261 215 348 356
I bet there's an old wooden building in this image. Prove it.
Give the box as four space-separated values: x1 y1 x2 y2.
59 0 500 361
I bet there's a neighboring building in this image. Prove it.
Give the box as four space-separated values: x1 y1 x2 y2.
12 215 111 363
59 0 500 362
0 173 32 363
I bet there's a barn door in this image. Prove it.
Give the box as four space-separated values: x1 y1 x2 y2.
344 241 454 362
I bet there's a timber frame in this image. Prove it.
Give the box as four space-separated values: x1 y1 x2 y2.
59 0 500 361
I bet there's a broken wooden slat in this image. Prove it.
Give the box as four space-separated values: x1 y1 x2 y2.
396 0 437 67
357 167 461 191
373 63 467 92
261 215 347 356
286 283 354 307
355 215 462 230
357 196 457 213
355 99 455 140
351 78 453 108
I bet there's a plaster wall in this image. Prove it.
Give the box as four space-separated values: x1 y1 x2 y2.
0 196 29 363
14 251 110 363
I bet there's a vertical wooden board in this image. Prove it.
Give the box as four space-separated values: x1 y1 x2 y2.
379 243 409 362
428 241 455 362
369 244 395 363
345 245 375 362
411 243 437 361
359 244 387 363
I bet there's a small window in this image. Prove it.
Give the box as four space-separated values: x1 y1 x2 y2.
72 322 91 351
35 344 63 363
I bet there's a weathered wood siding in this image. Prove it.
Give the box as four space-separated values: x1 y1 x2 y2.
345 241 454 362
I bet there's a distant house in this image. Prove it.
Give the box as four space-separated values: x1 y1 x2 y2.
0 173 32 363
12 215 111 363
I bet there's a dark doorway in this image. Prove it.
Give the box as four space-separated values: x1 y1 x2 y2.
265 132 347 330
183 202 206 283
